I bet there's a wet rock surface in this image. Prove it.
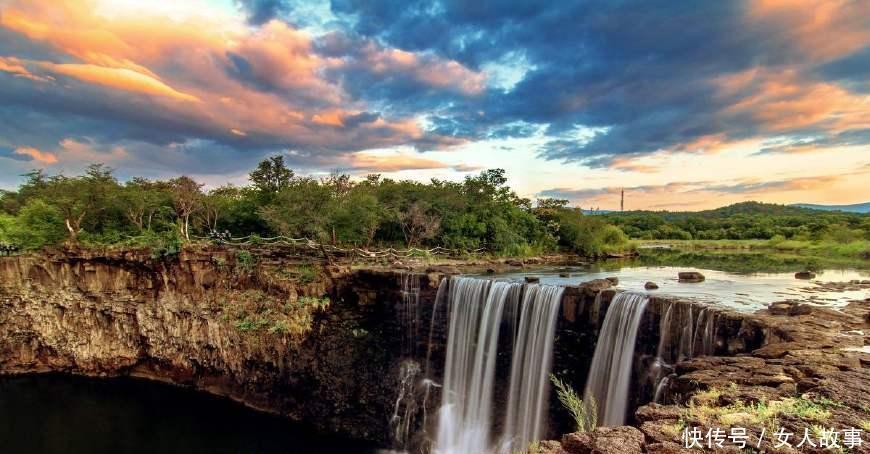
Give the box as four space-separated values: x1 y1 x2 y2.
631 296 870 453
677 271 705 283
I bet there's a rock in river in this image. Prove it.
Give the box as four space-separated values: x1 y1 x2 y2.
677 271 705 283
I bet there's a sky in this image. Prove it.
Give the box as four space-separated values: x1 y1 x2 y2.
0 0 867 211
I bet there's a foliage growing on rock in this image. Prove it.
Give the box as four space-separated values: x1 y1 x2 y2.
220 290 330 339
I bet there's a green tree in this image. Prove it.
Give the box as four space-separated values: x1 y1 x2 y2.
3 199 66 249
168 176 203 241
249 155 294 197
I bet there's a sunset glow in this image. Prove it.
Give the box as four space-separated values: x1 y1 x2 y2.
0 0 867 210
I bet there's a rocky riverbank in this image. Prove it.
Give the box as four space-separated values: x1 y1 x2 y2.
535 294 870 453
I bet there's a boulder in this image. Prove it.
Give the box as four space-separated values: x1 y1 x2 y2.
794 271 816 279
677 271 705 283
559 427 645 454
531 440 567 454
605 276 619 285
645 281 659 290
559 273 571 278
525 276 541 284
582 278 613 292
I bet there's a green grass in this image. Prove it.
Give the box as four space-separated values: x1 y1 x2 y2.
550 374 597 432
685 389 841 434
235 250 257 271
221 290 330 338
637 239 870 271
296 264 320 283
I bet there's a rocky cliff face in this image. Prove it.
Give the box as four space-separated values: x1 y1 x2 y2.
0 248 439 444
3 249 866 452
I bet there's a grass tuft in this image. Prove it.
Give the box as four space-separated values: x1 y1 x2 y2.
550 374 597 432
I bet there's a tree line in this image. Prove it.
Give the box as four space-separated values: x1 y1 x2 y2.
603 202 870 243
0 157 630 256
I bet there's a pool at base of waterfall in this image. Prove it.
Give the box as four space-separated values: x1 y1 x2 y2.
0 374 379 454
476 266 869 312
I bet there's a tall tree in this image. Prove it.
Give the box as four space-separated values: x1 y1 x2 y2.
249 156 294 196
120 178 171 231
399 202 441 248
168 176 202 241
44 164 118 242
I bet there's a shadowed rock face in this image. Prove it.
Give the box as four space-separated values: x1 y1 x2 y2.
0 248 440 444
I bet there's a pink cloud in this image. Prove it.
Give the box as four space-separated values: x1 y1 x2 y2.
14 147 58 164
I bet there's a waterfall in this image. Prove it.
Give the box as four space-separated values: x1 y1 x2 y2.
435 277 520 454
434 277 563 454
500 284 565 453
425 278 449 379
390 359 423 448
649 303 718 404
583 292 649 427
401 273 421 358
390 273 424 451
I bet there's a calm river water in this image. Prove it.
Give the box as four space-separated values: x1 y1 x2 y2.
0 374 378 454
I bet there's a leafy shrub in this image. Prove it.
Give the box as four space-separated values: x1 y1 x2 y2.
295 264 319 283
236 250 256 271
222 290 330 339
2 199 66 250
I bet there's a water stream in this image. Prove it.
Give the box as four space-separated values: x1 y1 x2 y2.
583 292 650 427
433 277 565 454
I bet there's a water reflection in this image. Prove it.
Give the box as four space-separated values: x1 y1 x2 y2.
479 263 869 312
0 375 377 454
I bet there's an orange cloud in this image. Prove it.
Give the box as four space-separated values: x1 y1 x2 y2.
312 110 346 127
716 68 870 133
360 43 487 95
747 0 870 62
348 152 451 172
0 0 464 154
43 63 200 102
14 147 58 164
609 157 660 173
0 56 51 81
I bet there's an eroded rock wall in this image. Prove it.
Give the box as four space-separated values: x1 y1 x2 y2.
0 249 440 443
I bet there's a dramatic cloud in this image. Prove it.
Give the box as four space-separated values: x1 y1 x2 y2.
539 169 870 211
13 146 57 164
0 0 867 208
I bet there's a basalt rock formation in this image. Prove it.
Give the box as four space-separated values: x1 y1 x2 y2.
1 247 867 452
0 247 440 443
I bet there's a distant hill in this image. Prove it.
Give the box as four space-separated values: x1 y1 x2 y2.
697 201 815 217
600 201 870 217
610 201 820 218
790 202 870 214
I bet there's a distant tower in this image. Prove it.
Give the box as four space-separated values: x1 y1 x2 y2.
621 189 625 212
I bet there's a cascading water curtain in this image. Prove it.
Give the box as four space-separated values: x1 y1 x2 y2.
583 292 650 427
500 284 565 453
434 277 565 454
435 277 521 454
